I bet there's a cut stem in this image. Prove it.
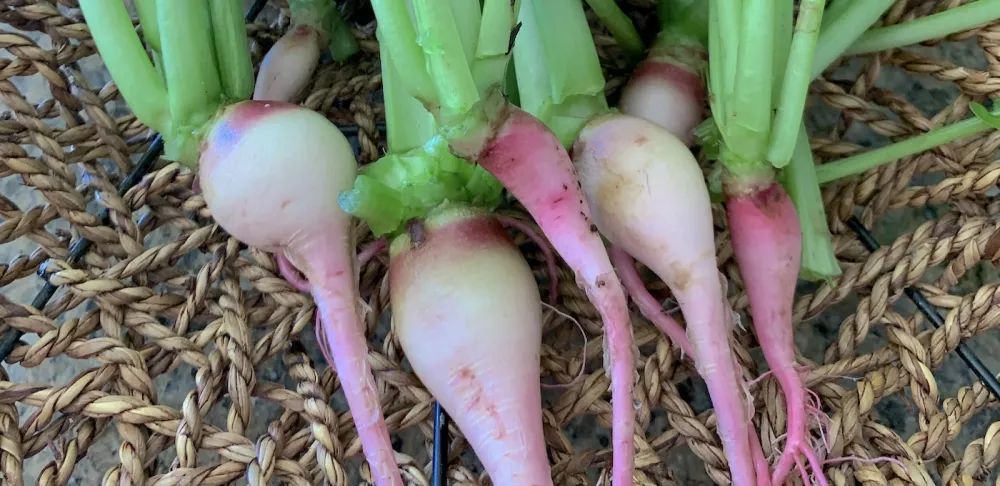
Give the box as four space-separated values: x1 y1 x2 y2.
512 0 610 146
209 0 255 101
811 0 895 79
846 0 1000 56
472 0 514 100
78 0 169 133
766 0 825 169
780 123 840 280
411 0 484 140
815 116 992 183
584 0 645 58
378 28 437 154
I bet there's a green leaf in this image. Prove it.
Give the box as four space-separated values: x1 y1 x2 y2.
339 136 504 237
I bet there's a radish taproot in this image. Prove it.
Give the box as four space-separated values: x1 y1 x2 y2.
78 1 404 484
368 1 639 482
389 205 552 486
253 0 359 102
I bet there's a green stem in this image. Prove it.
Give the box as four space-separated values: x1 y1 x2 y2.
714 0 741 103
820 0 853 30
378 27 437 154
584 0 645 59
158 0 224 163
210 0 255 101
771 0 794 106
472 0 514 100
780 123 840 281
134 0 161 53
766 0 825 169
78 0 169 133
815 117 991 184
846 0 1000 56
726 0 774 163
657 0 709 44
811 0 895 79
512 0 610 147
369 0 438 106
707 0 728 139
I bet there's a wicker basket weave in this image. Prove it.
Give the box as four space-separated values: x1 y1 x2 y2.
0 0 999 485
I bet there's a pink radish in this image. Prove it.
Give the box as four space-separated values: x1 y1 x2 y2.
388 204 552 486
572 113 759 486
725 178 826 485
198 100 402 486
462 106 637 485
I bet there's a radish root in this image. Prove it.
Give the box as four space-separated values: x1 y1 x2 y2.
540 301 588 389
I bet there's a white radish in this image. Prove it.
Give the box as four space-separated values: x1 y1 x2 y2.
572 113 759 486
389 204 553 486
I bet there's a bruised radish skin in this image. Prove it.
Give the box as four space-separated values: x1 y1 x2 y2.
465 105 636 486
253 24 322 102
572 114 758 486
389 205 552 486
198 100 404 486
725 181 827 486
618 57 705 146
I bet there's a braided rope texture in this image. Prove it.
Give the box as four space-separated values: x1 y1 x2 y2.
0 0 999 484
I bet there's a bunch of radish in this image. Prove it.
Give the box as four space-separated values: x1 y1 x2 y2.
81 0 1000 484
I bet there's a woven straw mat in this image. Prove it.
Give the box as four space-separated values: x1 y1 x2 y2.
1 0 999 485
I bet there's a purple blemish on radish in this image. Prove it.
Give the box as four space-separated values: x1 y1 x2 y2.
200 100 299 170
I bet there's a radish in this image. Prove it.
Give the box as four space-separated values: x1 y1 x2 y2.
704 0 831 483
200 102 406 486
367 1 639 482
573 114 760 486
253 0 359 102
337 24 553 483
617 0 708 146
78 1 404 484
389 204 552 486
